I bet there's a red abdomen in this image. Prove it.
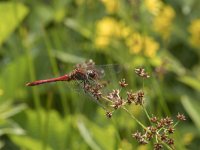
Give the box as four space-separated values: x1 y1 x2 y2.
26 74 70 86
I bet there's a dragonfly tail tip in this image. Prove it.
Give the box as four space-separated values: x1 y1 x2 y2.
26 82 32 86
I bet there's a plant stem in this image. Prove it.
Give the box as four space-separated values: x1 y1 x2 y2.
142 105 151 121
173 121 180 127
122 107 147 130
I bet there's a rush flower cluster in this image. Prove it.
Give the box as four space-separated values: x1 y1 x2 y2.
83 65 186 150
58 60 186 150
132 114 186 150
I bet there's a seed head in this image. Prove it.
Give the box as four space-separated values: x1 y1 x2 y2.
134 90 144 105
106 111 112 118
166 138 174 145
167 126 175 134
111 99 124 109
126 90 136 104
107 89 120 101
154 143 163 150
132 131 149 145
119 78 128 87
176 113 186 121
148 126 157 134
135 68 150 78
164 116 174 126
85 83 103 100
160 133 168 142
132 131 142 141
150 116 158 123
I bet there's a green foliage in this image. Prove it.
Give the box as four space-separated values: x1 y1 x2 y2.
0 101 26 148
0 0 200 149
0 2 29 46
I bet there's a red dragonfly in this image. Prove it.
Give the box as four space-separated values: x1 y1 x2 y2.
26 60 122 109
26 60 113 109
26 60 103 86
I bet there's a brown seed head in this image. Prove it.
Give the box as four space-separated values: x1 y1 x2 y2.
177 113 186 121
126 90 136 104
150 116 158 123
134 90 144 105
111 99 124 109
119 78 128 87
164 116 174 126
106 111 112 118
167 138 174 145
107 89 120 101
160 133 168 142
154 143 163 150
135 68 150 78
167 126 175 134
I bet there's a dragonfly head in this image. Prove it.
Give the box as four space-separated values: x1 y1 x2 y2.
86 70 98 79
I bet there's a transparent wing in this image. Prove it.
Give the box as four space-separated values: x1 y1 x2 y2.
94 64 123 79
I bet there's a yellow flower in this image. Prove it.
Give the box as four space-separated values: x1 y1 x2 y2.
120 25 132 38
143 36 160 58
153 5 175 39
101 0 119 14
127 32 159 58
95 36 112 48
188 19 200 48
126 32 143 54
144 0 163 15
95 17 122 48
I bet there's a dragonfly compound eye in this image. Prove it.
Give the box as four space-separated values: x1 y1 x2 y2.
87 70 97 79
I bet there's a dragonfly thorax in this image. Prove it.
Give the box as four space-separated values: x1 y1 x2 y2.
71 71 87 81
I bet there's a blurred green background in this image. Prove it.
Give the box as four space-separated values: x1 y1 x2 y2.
0 0 200 149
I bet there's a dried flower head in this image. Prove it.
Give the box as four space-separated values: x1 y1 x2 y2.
166 138 174 145
107 89 121 101
126 90 145 105
147 126 157 134
160 133 168 142
167 126 175 134
132 131 142 141
106 111 112 118
132 131 148 144
111 99 124 109
106 89 125 109
154 143 163 150
150 116 158 123
164 116 174 126
135 68 150 78
84 83 103 100
119 78 128 87
158 117 173 127
134 90 145 105
176 113 186 121
126 90 136 104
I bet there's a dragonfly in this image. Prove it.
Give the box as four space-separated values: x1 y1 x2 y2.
26 59 103 86
26 60 121 106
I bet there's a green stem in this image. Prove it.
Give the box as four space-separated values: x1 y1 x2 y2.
122 107 147 130
142 105 151 121
173 121 180 127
